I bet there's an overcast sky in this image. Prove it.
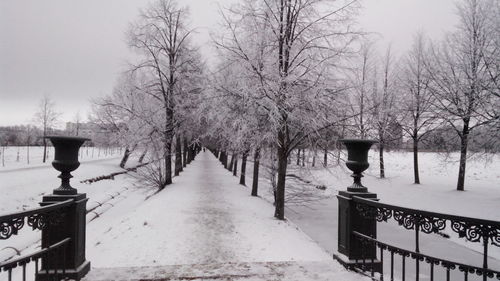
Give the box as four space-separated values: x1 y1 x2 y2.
0 0 457 127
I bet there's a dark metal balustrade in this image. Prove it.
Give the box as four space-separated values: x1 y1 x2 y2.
333 139 500 281
0 237 70 281
352 196 500 281
0 136 91 281
0 200 73 240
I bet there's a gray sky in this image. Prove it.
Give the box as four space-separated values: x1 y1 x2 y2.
0 0 457 127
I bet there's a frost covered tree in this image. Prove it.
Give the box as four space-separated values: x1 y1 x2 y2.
426 0 500 191
92 72 157 169
208 44 277 197
215 0 361 219
347 40 376 139
370 46 398 179
125 0 199 188
399 33 437 184
33 95 59 163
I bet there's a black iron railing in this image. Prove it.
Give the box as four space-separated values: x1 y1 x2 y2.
0 238 71 281
0 200 73 281
0 200 73 239
1 136 91 281
352 196 500 281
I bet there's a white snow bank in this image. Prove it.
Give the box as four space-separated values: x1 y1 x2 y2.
85 152 362 281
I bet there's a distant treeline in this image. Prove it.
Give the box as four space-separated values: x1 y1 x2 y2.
417 125 500 153
0 125 46 146
0 125 112 147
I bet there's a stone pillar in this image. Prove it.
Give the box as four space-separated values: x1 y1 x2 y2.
333 139 381 272
37 194 90 281
335 190 379 268
36 136 91 281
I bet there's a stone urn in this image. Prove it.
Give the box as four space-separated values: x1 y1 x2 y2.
340 139 377 192
46 136 90 195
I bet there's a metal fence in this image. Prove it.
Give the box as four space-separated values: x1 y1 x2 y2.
0 200 73 281
351 196 500 281
1 136 91 281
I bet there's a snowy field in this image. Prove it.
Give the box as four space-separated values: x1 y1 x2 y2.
247 149 500 280
0 149 152 274
0 151 367 281
0 146 127 213
0 147 498 280
0 145 122 171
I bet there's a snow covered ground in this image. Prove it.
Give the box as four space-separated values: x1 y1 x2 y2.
0 151 153 275
245 149 500 281
1 146 498 280
0 153 130 214
314 150 500 220
286 151 500 257
1 151 368 281
83 152 366 280
0 145 121 171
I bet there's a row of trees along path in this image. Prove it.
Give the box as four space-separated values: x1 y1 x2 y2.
92 0 499 222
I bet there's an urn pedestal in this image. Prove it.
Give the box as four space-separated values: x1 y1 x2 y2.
37 136 91 281
333 139 381 272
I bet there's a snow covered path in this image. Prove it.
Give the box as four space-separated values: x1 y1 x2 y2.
84 151 366 280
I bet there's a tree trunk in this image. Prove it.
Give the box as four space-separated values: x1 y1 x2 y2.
301 149 305 166
228 153 235 172
336 143 341 165
42 137 47 163
183 138 188 167
413 137 420 184
240 151 248 185
379 143 385 179
187 144 193 164
175 135 183 176
190 144 196 161
233 155 238 176
251 148 260 196
457 122 470 191
275 129 287 220
296 149 300 165
120 147 131 168
323 146 328 167
138 149 147 163
221 151 228 168
163 135 173 187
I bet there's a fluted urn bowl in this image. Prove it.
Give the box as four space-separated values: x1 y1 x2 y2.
340 139 377 192
46 136 90 195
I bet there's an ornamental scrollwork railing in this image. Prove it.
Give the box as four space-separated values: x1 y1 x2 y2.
353 196 500 247
352 196 500 281
0 199 72 240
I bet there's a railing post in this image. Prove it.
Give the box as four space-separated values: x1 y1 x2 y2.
333 139 381 272
36 136 91 281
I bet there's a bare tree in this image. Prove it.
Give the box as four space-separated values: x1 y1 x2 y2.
127 0 196 188
92 71 165 176
426 0 500 191
399 33 437 184
34 95 59 163
348 40 376 138
215 0 361 219
73 111 82 136
371 46 398 178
